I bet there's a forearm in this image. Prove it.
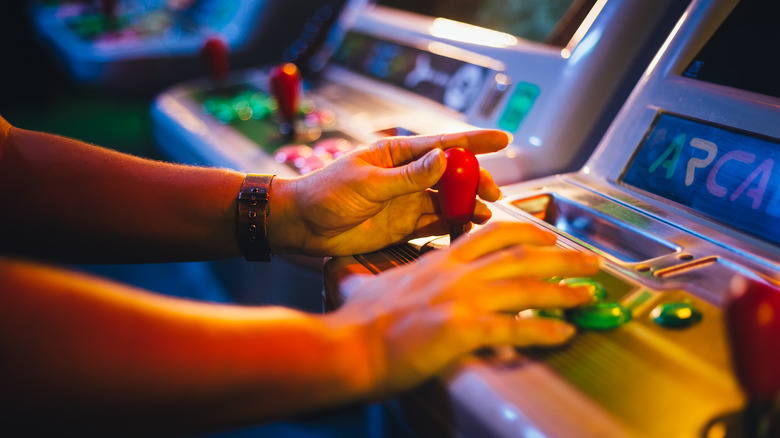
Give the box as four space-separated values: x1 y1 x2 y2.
0 259 372 435
0 122 245 262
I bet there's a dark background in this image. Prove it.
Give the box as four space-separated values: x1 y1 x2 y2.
1 3 170 160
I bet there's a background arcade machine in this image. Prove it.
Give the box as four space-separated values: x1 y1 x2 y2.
326 0 780 436
150 0 688 308
30 0 328 94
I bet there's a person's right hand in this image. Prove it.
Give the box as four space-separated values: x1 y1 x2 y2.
324 221 600 400
267 130 507 257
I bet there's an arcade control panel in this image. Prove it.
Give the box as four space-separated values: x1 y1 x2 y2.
324 0 780 436
151 0 688 185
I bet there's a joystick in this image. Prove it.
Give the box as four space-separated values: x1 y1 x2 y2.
269 63 302 140
101 0 119 31
201 36 230 83
437 147 480 241
726 276 780 437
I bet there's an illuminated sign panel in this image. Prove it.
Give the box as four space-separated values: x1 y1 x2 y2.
622 113 780 246
332 32 489 112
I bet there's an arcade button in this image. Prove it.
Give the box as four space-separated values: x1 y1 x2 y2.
202 90 275 124
305 108 336 127
300 98 316 116
203 100 236 124
274 144 331 173
650 301 702 329
537 309 566 320
516 308 565 321
68 13 108 39
571 302 631 331
312 137 353 159
296 155 329 174
246 93 275 120
233 100 253 121
274 144 313 165
559 277 607 302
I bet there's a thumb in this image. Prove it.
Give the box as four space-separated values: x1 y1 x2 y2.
375 148 445 199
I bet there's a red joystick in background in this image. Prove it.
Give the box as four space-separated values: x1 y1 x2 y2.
269 63 302 139
101 0 119 30
726 276 780 437
437 147 480 241
201 36 230 83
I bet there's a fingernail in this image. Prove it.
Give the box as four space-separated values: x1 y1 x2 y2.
556 323 576 339
583 254 600 269
572 285 595 302
424 149 444 172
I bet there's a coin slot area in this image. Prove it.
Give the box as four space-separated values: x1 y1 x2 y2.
653 256 719 278
511 194 676 263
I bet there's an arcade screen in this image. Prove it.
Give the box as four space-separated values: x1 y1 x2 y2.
621 113 780 247
45 0 239 41
682 0 780 98
375 0 586 46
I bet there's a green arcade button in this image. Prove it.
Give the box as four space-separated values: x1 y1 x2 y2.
572 302 631 330
651 301 702 329
560 277 607 302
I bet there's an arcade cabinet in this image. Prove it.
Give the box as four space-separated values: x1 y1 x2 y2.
149 0 688 308
151 0 688 184
30 0 332 93
325 0 780 436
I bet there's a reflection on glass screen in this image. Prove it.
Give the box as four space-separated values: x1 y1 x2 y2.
683 0 780 98
376 0 580 45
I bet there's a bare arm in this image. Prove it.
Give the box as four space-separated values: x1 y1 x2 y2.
0 222 599 436
0 258 372 436
0 116 600 436
0 116 245 262
0 115 508 262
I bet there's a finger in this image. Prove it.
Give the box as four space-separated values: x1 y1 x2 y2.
453 280 594 312
362 149 446 201
377 130 510 166
477 168 501 202
473 246 600 280
407 214 450 240
449 222 558 261
462 314 577 348
472 200 492 224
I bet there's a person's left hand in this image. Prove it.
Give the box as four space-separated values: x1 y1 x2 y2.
268 130 508 256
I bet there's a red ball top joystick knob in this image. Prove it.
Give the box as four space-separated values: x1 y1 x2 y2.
726 276 780 437
437 147 480 241
269 63 302 130
726 276 780 402
201 36 230 82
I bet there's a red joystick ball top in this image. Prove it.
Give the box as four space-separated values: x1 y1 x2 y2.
726 276 780 402
201 36 229 82
438 147 480 227
269 63 302 124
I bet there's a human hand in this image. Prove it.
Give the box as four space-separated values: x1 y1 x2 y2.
325 222 600 399
268 130 508 256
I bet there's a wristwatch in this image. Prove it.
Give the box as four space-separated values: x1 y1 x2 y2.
237 174 274 262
